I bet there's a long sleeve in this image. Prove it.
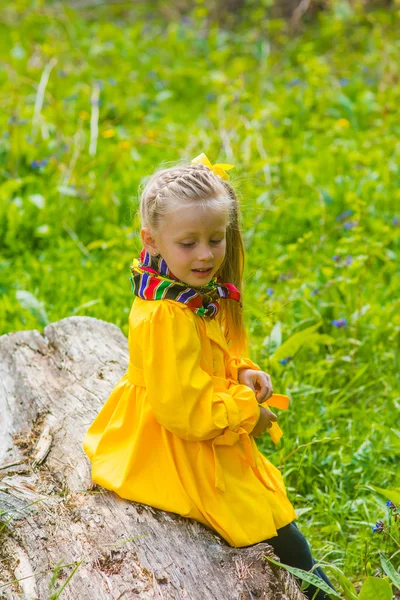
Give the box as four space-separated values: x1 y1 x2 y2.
141 302 260 441
227 355 262 382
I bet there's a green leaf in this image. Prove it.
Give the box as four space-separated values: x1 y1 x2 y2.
336 93 356 120
16 290 49 327
71 299 102 314
263 321 282 354
292 507 312 517
379 552 400 591
329 363 369 405
315 334 336 345
0 178 25 201
370 486 400 505
270 321 323 362
330 570 358 600
358 576 392 600
317 186 334 205
86 239 107 250
29 194 45 209
264 555 342 599
48 560 83 599
58 185 78 197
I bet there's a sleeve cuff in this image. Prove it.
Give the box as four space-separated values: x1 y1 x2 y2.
233 385 261 433
219 384 261 435
227 356 262 382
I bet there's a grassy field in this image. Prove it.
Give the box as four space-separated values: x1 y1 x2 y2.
1 0 399 596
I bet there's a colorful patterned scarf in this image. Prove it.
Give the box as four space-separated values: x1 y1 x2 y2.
130 248 242 318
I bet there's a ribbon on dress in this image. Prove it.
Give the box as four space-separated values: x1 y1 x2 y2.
260 393 290 445
211 427 258 493
211 394 290 493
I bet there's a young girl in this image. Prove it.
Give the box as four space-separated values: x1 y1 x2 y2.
82 153 336 599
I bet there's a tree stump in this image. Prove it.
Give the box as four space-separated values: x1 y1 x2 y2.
0 316 306 600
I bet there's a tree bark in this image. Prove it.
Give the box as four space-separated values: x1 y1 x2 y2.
0 316 306 600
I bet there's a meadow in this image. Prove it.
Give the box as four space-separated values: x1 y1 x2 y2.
1 0 399 597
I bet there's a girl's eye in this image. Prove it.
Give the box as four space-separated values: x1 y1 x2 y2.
180 240 223 248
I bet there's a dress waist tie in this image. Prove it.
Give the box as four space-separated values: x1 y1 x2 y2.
211 391 291 495
249 435 289 497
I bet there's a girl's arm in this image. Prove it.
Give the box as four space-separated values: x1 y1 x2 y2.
141 302 260 442
227 355 262 382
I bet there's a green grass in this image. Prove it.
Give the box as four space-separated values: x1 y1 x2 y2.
1 0 399 595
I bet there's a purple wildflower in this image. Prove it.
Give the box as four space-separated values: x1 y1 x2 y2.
336 209 354 222
332 318 348 328
386 500 397 510
344 221 358 230
63 93 78 102
332 255 341 261
346 255 352 265
393 216 399 227
279 356 293 366
31 158 49 169
339 77 350 87
311 289 319 296
286 78 302 87
266 287 274 297
372 520 385 533
10 117 29 125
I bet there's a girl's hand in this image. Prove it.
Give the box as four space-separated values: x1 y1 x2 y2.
238 368 273 403
251 406 278 438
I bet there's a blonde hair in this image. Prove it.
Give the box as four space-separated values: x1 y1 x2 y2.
138 161 250 357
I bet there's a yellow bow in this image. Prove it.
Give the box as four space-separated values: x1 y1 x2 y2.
191 152 235 181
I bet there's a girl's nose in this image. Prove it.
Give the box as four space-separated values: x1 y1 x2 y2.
197 245 214 261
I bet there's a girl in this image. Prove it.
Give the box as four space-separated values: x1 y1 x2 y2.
82 153 336 599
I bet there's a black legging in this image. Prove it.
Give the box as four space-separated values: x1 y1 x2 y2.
264 521 337 599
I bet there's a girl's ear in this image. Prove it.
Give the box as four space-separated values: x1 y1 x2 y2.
141 227 158 255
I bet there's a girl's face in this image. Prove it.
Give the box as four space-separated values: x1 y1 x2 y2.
141 203 228 288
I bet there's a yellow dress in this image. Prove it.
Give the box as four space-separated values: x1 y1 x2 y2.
82 298 297 547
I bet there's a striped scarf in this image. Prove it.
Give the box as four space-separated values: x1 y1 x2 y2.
130 248 242 318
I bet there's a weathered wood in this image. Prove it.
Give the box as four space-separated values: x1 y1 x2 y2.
0 316 306 599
